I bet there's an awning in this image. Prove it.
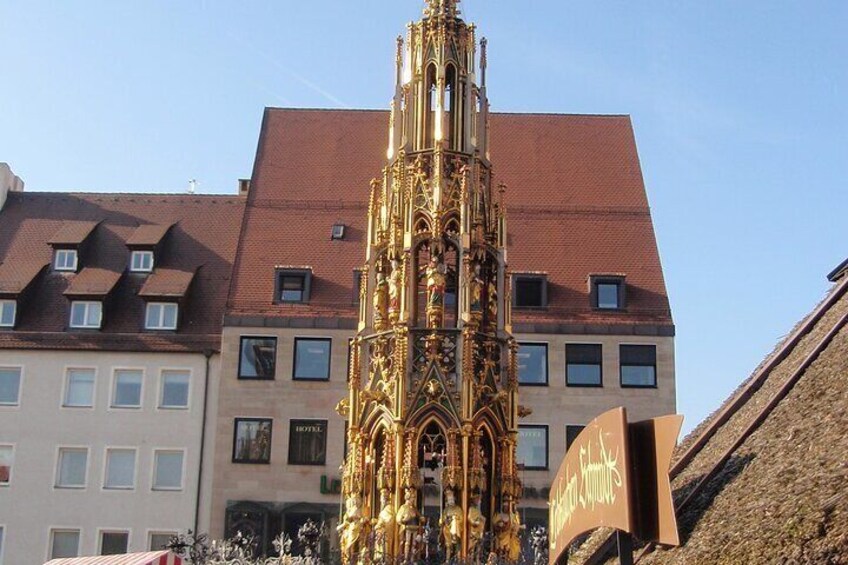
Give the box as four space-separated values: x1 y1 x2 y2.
44 550 183 565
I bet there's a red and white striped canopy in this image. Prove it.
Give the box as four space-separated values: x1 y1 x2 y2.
44 551 183 565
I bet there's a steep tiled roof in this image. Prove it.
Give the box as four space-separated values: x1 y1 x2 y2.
126 223 173 247
47 220 100 245
227 108 672 332
0 192 245 352
139 268 196 298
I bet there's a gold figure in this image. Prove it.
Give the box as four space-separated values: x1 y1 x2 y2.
493 509 524 563
388 258 403 324
440 488 464 560
373 489 396 561
374 270 389 331
426 255 446 328
467 493 486 560
338 494 367 564
396 488 422 563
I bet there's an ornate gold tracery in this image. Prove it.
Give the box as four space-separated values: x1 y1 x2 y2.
340 1 523 562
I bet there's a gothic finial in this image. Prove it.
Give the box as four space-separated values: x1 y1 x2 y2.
424 0 460 19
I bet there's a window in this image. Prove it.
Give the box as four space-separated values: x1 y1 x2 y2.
153 450 184 490
70 301 102 329
590 275 626 310
0 445 13 485
513 275 547 308
288 420 327 466
100 531 129 555
232 419 273 464
566 344 603 387
56 448 88 488
150 532 176 551
0 300 16 328
0 527 4 564
104 449 136 489
293 338 331 381
112 370 143 408
331 224 346 240
275 269 312 303
64 369 95 407
0 368 21 405
620 345 657 388
160 371 190 409
517 425 548 470
517 343 548 385
50 529 80 559
566 425 586 452
54 249 78 272
145 302 178 330
238 337 277 379
130 250 154 272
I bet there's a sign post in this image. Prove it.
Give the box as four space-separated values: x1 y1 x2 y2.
548 407 683 564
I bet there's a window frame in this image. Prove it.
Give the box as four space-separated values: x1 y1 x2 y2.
111 368 144 409
0 444 14 486
158 370 191 410
274 268 312 304
619 344 658 389
238 336 278 380
292 337 332 382
517 424 549 471
512 274 548 309
232 418 273 465
98 529 131 556
148 531 177 551
49 528 81 560
62 368 96 409
516 342 549 387
102 447 137 491
287 419 329 467
0 300 16 328
590 275 627 311
145 302 179 331
54 249 79 272
55 447 89 489
0 366 22 407
69 300 102 329
130 250 154 273
331 224 346 240
151 449 186 491
565 343 604 388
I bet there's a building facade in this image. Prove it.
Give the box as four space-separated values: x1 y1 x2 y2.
0 186 244 563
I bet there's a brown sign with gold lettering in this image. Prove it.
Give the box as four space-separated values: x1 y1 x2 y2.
548 408 683 564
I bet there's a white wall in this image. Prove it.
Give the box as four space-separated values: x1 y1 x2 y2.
0 349 218 563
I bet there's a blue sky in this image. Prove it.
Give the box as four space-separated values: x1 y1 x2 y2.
1 1 845 434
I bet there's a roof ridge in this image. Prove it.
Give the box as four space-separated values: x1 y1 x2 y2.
18 191 244 199
264 106 631 118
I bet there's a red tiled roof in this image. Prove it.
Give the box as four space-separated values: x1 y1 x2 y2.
227 109 672 331
0 260 47 296
126 223 173 247
0 193 245 352
139 268 196 298
47 220 99 245
63 267 122 297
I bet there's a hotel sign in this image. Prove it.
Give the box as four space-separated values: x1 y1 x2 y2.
549 408 683 564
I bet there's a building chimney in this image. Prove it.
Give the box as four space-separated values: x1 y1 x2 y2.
0 163 24 211
238 178 251 196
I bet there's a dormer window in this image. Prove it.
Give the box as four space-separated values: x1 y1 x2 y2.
54 249 78 272
275 268 312 304
513 274 548 309
130 251 154 273
145 302 178 331
331 224 346 240
70 301 102 329
0 300 16 328
590 274 626 310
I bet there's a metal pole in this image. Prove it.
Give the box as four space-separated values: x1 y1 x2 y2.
616 530 633 565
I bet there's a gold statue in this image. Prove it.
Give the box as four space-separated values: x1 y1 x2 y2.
374 271 389 331
338 494 367 564
388 258 403 324
396 488 422 563
440 488 464 560
493 508 524 562
426 255 446 328
467 493 486 559
373 488 396 561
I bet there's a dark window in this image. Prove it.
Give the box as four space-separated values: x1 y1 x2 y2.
288 420 328 466
513 275 547 308
100 532 129 555
232 418 273 464
332 224 346 240
275 269 312 303
239 337 277 379
517 425 548 470
517 343 548 386
294 338 331 381
566 425 586 452
590 275 626 310
620 345 657 388
566 344 603 387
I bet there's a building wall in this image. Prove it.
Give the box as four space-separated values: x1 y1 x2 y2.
210 326 675 538
0 349 218 563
